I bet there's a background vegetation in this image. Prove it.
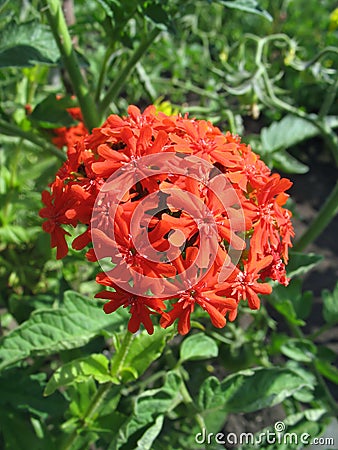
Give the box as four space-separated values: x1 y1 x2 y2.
0 0 337 449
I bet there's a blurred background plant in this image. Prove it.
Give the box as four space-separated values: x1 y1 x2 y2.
0 0 337 449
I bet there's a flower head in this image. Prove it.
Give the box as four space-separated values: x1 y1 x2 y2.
41 105 294 334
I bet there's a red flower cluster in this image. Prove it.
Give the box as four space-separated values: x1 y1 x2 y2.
40 105 294 335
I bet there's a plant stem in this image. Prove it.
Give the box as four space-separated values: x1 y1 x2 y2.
61 330 134 450
94 44 115 103
0 119 66 161
60 383 112 450
293 181 338 252
111 330 134 378
319 75 338 120
179 376 206 431
99 27 161 116
44 0 100 130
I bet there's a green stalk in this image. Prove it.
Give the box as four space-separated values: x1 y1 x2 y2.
0 119 66 161
319 74 338 120
293 181 338 252
60 383 112 450
110 330 134 378
99 27 161 116
44 0 100 130
94 43 115 103
60 330 134 450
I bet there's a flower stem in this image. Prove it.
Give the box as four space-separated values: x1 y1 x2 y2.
111 330 134 378
0 119 66 161
293 181 338 252
60 330 134 450
60 382 112 450
44 0 100 131
99 27 161 116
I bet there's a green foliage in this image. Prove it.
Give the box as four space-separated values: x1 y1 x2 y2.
179 333 219 362
0 291 128 371
198 367 313 414
0 0 337 448
322 281 338 325
0 21 60 68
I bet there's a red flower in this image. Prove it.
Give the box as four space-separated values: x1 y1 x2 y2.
41 104 294 335
95 273 168 335
39 177 91 259
217 249 273 310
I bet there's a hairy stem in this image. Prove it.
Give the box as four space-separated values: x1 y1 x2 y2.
61 330 134 450
44 0 100 130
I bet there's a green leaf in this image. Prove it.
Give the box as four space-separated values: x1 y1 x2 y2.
0 21 60 67
315 360 338 385
0 368 66 419
135 415 164 450
117 326 172 381
0 291 128 371
135 371 182 419
261 115 319 153
217 0 272 21
325 115 338 129
180 333 218 362
44 354 112 396
269 294 305 326
281 338 317 362
143 3 170 30
198 367 313 414
272 278 313 321
287 252 323 278
0 407 53 450
30 94 79 128
322 282 338 325
108 371 181 450
9 294 55 324
272 150 309 174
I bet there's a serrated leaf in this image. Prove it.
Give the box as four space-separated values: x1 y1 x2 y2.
44 354 112 396
0 21 60 67
322 282 338 325
281 338 317 362
180 333 218 362
198 367 313 414
217 0 272 20
0 290 128 371
261 115 319 153
272 150 309 174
